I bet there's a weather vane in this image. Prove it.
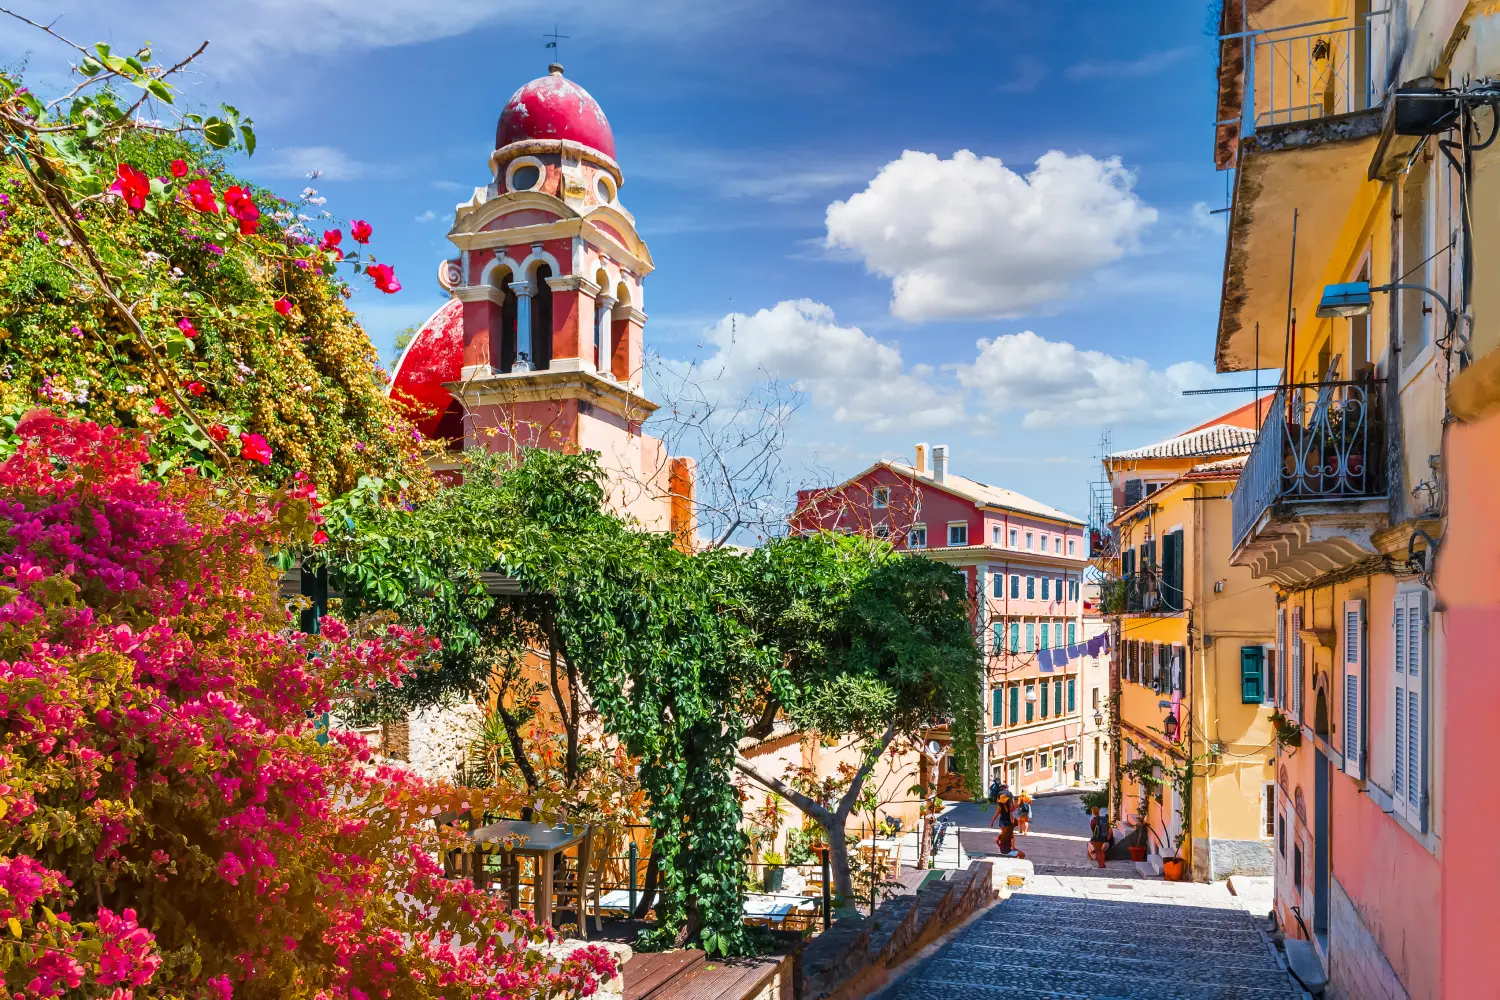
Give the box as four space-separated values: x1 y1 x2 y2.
544 24 570 64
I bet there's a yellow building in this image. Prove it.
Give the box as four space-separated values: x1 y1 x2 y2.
1097 403 1280 881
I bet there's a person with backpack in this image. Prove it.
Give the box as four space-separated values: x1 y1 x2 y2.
991 781 1015 829
1087 807 1109 868
1016 791 1033 835
987 775 1002 804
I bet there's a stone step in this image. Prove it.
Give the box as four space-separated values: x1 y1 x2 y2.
900 963 1305 1000
942 941 1288 985
991 895 1260 926
978 905 1265 938
894 979 1305 1000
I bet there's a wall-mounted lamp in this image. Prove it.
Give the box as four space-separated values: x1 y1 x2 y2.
1317 280 1456 331
1163 712 1180 743
1093 711 1105 727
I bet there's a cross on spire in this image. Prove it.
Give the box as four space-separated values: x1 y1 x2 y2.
544 24 570 64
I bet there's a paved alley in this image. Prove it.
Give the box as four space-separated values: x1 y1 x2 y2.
887 793 1306 1000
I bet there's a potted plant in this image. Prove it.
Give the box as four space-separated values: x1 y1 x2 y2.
761 850 786 892
1161 825 1189 881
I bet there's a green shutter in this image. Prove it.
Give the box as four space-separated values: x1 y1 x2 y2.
1054 679 1063 715
993 686 1003 724
1009 685 1020 725
1010 622 1019 653
992 621 1004 654
1041 622 1050 649
1068 621 1076 646
1026 686 1035 722
1025 622 1035 651
1241 646 1264 703
1068 678 1076 712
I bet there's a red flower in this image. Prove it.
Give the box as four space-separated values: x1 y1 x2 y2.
169 159 189 178
239 432 273 465
150 397 172 418
177 317 199 339
184 381 206 397
206 423 229 442
312 530 329 545
186 178 219 214
368 263 401 294
223 185 260 235
273 298 293 317
108 162 150 213
319 229 344 259
350 220 372 244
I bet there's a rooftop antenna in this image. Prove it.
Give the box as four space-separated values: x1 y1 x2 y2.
544 24 570 67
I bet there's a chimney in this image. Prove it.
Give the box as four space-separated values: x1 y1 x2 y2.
914 443 929 477
933 444 948 483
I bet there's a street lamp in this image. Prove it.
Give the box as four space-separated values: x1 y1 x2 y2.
1093 711 1105 727
1317 280 1457 331
1163 712 1180 743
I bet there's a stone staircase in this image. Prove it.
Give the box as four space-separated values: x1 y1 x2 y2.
889 879 1308 1000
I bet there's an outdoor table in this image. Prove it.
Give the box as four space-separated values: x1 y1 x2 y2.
741 894 815 927
471 821 586 926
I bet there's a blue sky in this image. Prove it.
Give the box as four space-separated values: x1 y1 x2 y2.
8 0 1254 519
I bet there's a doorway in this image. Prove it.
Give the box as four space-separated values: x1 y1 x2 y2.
1314 745 1331 942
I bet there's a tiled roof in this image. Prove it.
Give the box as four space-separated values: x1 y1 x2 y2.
1109 423 1258 461
1191 455 1248 472
886 463 1085 525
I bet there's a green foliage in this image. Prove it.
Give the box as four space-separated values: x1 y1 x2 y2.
1080 788 1109 813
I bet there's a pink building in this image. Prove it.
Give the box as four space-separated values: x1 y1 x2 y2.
793 444 1091 794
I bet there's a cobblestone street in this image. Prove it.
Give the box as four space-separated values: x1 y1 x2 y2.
886 794 1306 1000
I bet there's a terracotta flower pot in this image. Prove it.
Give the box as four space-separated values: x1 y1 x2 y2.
1162 857 1189 881
1128 845 1148 863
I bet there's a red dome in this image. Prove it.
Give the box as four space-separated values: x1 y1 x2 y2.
495 67 616 160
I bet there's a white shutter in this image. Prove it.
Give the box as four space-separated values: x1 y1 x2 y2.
1276 608 1287 709
1393 593 1408 820
1290 606 1304 721
1342 600 1364 779
1406 591 1429 831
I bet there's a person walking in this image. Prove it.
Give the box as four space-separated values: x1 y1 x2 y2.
1088 807 1109 868
991 781 1015 830
1016 791 1033 835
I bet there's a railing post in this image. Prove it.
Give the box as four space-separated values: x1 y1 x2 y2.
1242 35 1257 137
628 841 638 915
821 848 831 929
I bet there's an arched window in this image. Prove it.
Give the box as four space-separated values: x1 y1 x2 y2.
489 267 517 374
530 262 553 371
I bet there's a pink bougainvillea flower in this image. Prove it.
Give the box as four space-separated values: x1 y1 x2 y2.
184 381 206 397
222 185 260 235
273 298 293 317
350 219 372 243
239 432 273 465
36 230 48 243
185 178 218 214
206 423 229 442
319 228 343 259
176 317 198 339
312 530 329 545
169 159 189 178
367 263 401 294
108 163 151 213
150 397 172 418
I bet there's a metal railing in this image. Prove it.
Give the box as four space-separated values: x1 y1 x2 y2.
1241 19 1383 132
1231 380 1387 548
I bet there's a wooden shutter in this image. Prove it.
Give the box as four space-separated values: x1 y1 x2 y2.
1124 478 1143 506
1275 608 1287 709
992 685 1003 726
1290 606 1304 720
1241 646 1265 703
1394 591 1429 830
1054 679 1063 716
1342 600 1364 779
1009 684 1020 725
1393 593 1408 818
1068 678 1076 713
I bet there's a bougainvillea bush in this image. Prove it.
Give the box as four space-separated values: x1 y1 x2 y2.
0 43 430 494
0 412 615 998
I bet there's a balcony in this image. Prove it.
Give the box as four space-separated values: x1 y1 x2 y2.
1230 380 1388 584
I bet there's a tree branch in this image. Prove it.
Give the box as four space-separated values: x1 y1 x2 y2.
732 756 834 828
833 722 900 823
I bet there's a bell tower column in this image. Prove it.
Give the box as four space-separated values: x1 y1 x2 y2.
456 285 499 379
511 280 534 372
610 303 647 387
544 274 602 371
594 294 617 376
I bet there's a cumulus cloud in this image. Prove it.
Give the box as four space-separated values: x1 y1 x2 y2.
253 146 377 181
825 149 1157 322
956 330 1217 429
674 300 966 432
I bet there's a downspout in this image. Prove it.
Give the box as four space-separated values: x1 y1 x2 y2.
1191 479 1212 880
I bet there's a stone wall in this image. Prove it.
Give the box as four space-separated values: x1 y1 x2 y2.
1327 876 1411 1000
1209 837 1273 879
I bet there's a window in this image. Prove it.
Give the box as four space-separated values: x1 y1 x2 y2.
1091 686 1100 711
1240 646 1264 704
1263 783 1276 839
1009 685 1020 725
1039 751 1050 770
992 574 1003 599
1024 755 1035 774
1040 622 1050 649
1055 576 1064 602
1070 578 1080 600
872 487 890 509
1394 589 1431 831
992 525 1001 544
1265 646 1277 705
1025 685 1035 723
991 685 1003 725
1291 607 1304 720
1292 843 1303 892
1145 482 1160 496
1161 529 1185 613
1275 608 1287 710
1401 150 1432 362
1343 599 1365 780
1068 678 1076 713
947 522 968 546
1010 575 1020 599
908 524 926 549
1068 538 1076 556
1027 576 1036 600
992 622 1005 655
1009 528 1018 547
1041 536 1049 553
1067 621 1077 646
1026 532 1034 549
1054 679 1063 716
1066 744 1075 762
1009 622 1020 654
1041 578 1050 601
1278 811 1286 858
1040 683 1050 718
873 524 889 539
1025 622 1035 652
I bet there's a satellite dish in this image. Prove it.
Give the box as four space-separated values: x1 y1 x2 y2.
926 740 942 756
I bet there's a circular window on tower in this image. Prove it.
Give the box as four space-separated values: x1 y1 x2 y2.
595 175 615 204
509 161 541 192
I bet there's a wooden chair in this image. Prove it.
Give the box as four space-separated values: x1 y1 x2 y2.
552 826 603 938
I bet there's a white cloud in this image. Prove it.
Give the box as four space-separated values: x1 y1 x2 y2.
955 330 1217 429
252 146 376 181
1066 46 1195 81
673 300 966 432
414 209 439 223
825 150 1157 322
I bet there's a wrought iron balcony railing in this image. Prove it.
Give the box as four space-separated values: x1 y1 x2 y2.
1237 17 1389 134
1231 380 1387 549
